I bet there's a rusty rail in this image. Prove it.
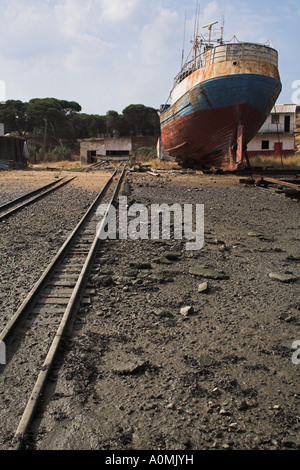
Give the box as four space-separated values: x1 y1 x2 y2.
0 177 76 220
0 169 126 450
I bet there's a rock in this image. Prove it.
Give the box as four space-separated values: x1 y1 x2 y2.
92 275 114 287
166 403 175 409
269 272 298 283
153 257 169 264
219 244 230 252
154 309 173 318
198 281 209 293
282 439 298 449
286 255 300 262
98 267 114 275
130 262 152 270
149 274 169 283
210 238 225 245
113 360 149 375
247 231 263 238
189 265 229 280
278 311 293 322
164 251 182 261
219 408 231 416
180 306 194 316
238 400 249 411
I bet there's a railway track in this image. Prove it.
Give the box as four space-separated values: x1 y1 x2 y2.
0 177 76 220
0 168 126 450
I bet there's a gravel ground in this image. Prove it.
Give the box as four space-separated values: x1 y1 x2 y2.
1 168 300 451
0 170 111 333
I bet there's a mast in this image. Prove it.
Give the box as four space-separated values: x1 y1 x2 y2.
181 11 186 69
192 1 201 66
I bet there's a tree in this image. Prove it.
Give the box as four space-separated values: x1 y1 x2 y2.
122 104 160 136
0 100 34 136
69 113 106 139
27 98 82 137
106 110 122 136
59 100 82 115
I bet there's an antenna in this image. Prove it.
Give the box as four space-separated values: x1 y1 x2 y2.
193 1 198 39
196 2 200 39
202 21 218 46
181 11 186 68
220 16 225 43
191 1 201 63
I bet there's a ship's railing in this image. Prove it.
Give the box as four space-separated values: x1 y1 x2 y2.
204 43 278 67
174 42 278 85
258 123 292 134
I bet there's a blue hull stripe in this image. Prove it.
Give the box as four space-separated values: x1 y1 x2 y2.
165 74 282 124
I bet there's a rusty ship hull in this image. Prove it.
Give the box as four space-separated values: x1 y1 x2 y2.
160 42 282 170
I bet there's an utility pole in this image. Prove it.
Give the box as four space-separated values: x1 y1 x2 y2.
43 117 48 161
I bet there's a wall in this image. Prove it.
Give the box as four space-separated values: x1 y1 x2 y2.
247 109 296 156
247 133 295 155
259 112 296 135
80 136 158 164
0 136 27 167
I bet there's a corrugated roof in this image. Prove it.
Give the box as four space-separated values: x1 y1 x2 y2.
271 104 297 114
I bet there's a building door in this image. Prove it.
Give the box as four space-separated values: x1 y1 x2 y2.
284 115 290 133
274 142 283 156
91 151 96 163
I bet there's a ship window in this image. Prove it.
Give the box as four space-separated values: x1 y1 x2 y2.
262 140 269 150
232 61 239 66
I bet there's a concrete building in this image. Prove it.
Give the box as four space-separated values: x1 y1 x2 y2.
247 104 296 157
0 135 28 169
79 136 158 164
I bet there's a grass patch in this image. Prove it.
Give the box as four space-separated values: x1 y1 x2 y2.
249 154 300 170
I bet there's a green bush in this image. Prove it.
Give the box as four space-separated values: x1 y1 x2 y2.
134 146 157 162
50 143 72 159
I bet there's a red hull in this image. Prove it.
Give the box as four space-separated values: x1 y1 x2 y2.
161 104 266 169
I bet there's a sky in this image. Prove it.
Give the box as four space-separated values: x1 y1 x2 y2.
0 0 299 116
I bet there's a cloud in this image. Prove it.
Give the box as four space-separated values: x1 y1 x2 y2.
101 0 140 22
54 0 92 37
64 34 115 72
0 0 66 61
139 8 179 67
0 0 297 113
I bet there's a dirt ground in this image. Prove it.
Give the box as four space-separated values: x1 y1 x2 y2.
0 167 299 451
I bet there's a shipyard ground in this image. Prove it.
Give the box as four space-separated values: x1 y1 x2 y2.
0 168 299 451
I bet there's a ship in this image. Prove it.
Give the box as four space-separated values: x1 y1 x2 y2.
159 20 282 170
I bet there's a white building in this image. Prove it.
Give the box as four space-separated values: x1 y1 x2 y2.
79 136 158 164
247 104 296 157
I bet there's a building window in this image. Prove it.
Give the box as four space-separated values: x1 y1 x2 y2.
284 115 290 133
271 114 280 124
262 140 269 150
